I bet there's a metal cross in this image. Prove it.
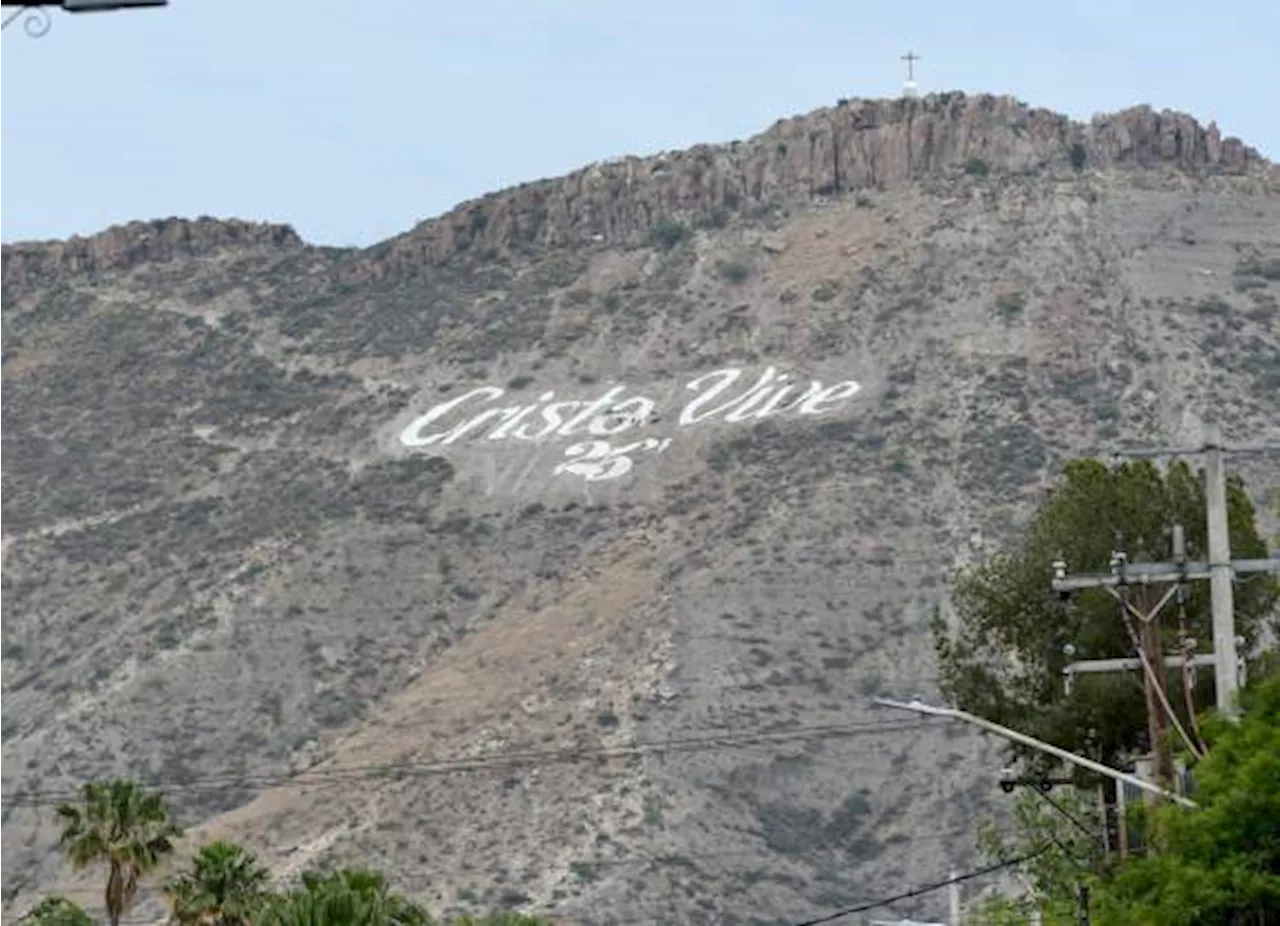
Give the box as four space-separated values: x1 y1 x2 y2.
901 50 921 81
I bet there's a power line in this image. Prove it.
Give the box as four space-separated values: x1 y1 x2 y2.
2 717 948 810
784 846 1049 926
1 675 953 759
18 825 1013 915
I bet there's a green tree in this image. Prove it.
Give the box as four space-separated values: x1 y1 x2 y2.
261 868 432 926
1089 663 1280 925
165 841 271 926
57 779 183 926
933 459 1278 777
18 896 97 926
969 788 1104 925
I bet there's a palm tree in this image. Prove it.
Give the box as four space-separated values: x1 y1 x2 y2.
165 841 271 926
56 779 183 926
261 868 432 926
18 896 96 926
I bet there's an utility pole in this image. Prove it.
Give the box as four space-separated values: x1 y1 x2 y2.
1052 425 1280 723
948 869 960 926
1203 424 1240 718
1111 531 1173 785
1139 599 1170 776
1056 533 1211 775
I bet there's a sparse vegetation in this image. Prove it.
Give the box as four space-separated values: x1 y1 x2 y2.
714 258 752 284
1237 256 1280 281
642 794 665 828
964 156 991 177
1069 142 1087 171
994 290 1027 320
568 861 596 884
810 280 840 302
648 220 692 250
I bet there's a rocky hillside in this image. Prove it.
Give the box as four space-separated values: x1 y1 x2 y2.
3 92 1279 925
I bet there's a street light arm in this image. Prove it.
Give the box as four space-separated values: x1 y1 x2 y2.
62 1 167 11
872 698 1197 809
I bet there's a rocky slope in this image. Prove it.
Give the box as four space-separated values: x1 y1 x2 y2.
2 92 1279 925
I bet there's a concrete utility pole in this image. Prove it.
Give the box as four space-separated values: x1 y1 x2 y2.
1203 424 1239 717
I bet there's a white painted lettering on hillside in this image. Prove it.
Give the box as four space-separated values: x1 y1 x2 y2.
397 365 861 482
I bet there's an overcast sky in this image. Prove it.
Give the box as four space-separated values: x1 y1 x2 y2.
2 0 1276 248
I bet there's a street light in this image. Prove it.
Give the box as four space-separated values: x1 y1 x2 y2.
2 0 166 9
2 0 165 37
64 0 167 9
872 696 1197 808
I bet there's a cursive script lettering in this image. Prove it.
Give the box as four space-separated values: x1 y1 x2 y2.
797 380 862 415
396 365 863 481
400 386 505 447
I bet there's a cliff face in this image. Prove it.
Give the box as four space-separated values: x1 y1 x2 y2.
373 94 1267 270
3 94 1268 289
2 94 1278 926
1 218 303 290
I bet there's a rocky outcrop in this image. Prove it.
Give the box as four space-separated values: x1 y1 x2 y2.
2 93 1267 289
0 217 302 290
374 93 1265 271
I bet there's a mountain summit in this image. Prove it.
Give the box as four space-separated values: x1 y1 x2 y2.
3 93 1278 925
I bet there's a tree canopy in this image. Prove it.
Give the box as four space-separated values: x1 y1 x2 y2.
971 659 1280 924
34 790 553 926
1088 661 1280 924
56 779 183 926
261 868 434 926
165 840 271 926
933 458 1278 775
18 896 97 926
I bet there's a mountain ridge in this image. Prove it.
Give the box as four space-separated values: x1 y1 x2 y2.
3 93 1274 289
2 90 1278 926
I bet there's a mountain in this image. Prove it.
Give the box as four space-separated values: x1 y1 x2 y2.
3 91 1278 925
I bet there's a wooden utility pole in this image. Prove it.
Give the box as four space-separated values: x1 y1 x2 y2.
1056 535 1209 786
1109 531 1173 787
1138 591 1172 783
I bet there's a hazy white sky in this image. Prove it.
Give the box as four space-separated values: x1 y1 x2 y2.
2 0 1276 248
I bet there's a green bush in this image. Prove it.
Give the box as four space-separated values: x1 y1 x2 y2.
715 259 751 284
994 291 1027 319
964 157 991 177
811 280 840 302
649 220 691 250
1069 142 1087 171
1237 256 1280 281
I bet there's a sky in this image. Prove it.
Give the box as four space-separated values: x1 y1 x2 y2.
2 0 1277 248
